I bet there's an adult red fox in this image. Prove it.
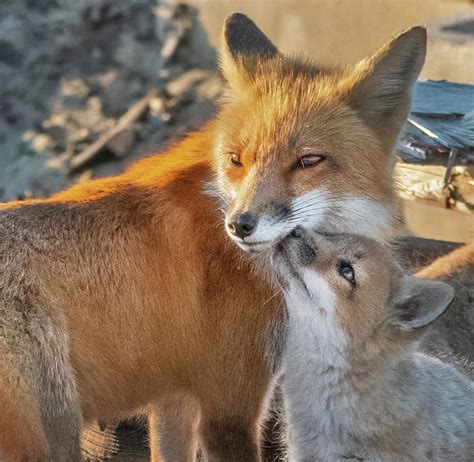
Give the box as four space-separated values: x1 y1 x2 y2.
0 13 426 462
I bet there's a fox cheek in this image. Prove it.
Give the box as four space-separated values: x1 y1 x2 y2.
268 202 291 221
214 170 238 203
226 185 238 202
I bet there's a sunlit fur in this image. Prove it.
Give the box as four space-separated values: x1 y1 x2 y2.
0 14 425 461
0 133 283 461
274 233 473 461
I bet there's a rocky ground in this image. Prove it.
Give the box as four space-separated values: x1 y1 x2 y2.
0 0 221 202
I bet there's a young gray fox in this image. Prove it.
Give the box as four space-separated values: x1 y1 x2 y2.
272 231 473 461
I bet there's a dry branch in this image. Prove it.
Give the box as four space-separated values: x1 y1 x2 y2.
70 90 157 171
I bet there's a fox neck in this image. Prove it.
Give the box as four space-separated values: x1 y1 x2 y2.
282 295 416 449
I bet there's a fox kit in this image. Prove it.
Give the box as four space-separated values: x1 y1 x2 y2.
272 231 473 461
0 13 426 462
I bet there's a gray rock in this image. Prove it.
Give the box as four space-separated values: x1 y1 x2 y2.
0 40 23 66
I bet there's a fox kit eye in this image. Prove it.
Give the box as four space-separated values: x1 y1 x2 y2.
337 260 356 286
230 153 243 166
298 154 325 169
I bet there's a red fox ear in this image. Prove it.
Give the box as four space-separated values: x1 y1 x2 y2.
348 27 426 150
393 276 454 331
220 13 279 84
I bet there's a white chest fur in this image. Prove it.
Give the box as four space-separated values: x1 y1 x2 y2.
281 274 352 460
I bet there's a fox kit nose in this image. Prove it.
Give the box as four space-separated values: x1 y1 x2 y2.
291 226 305 238
227 212 257 239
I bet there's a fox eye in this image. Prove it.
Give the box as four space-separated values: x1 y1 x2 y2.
298 154 325 169
337 260 356 286
230 153 243 166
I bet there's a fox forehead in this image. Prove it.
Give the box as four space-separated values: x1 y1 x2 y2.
215 83 393 203
222 103 364 165
218 66 362 156
216 65 391 175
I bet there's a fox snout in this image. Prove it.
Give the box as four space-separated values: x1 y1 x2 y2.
270 229 321 293
278 230 319 267
225 201 291 251
226 212 257 239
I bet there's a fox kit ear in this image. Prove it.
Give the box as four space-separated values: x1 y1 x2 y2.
394 276 454 331
220 13 279 84
348 27 427 149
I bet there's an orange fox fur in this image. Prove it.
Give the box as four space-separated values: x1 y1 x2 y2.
0 13 427 462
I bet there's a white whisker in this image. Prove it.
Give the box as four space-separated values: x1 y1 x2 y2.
263 289 282 307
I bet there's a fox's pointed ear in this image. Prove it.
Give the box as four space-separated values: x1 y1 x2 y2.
348 27 427 149
393 276 454 331
220 13 279 84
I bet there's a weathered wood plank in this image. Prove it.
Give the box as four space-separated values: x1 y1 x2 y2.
411 80 474 116
397 80 474 161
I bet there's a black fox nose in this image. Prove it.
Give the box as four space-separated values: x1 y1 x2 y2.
291 226 305 238
227 212 257 239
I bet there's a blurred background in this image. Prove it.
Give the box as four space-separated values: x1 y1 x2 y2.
0 0 472 243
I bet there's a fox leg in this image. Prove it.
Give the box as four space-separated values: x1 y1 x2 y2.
0 352 81 462
197 388 266 461
0 302 81 461
149 394 201 462
198 416 261 462
39 353 82 462
0 365 50 462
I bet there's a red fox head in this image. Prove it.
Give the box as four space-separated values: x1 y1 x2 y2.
212 14 426 252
